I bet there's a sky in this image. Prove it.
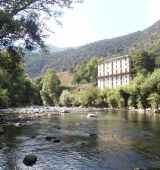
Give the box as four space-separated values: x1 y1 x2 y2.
46 0 160 48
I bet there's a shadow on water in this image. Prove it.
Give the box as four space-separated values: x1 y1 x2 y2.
0 108 160 170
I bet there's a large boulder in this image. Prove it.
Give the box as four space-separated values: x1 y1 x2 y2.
23 154 37 166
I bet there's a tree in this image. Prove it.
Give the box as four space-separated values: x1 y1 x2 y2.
80 85 98 106
155 56 160 68
0 49 36 106
0 0 83 52
128 73 150 109
72 57 105 84
116 86 130 108
95 88 108 107
147 93 160 109
40 68 60 106
132 50 156 75
106 88 117 108
32 76 43 105
0 88 9 107
0 47 24 76
59 90 71 106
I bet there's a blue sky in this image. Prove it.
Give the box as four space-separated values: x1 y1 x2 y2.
46 0 160 48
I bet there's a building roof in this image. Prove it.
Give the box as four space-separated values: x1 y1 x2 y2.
98 55 132 65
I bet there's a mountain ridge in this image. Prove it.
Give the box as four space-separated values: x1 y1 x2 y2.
24 19 160 78
33 44 80 53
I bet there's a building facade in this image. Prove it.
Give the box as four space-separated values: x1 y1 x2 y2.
98 55 133 89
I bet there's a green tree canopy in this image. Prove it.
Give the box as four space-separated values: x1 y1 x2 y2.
0 49 36 106
40 68 60 106
59 89 71 106
72 57 105 84
132 50 157 75
0 0 83 51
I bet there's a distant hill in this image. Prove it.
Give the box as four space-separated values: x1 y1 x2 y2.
33 44 80 53
24 19 160 78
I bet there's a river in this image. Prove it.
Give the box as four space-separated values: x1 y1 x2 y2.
0 107 160 170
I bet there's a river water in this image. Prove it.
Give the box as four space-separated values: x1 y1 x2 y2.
0 107 160 170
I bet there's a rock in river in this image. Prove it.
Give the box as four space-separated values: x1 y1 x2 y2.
45 135 54 140
23 154 37 166
53 139 61 143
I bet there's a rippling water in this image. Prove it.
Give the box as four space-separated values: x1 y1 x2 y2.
0 108 160 170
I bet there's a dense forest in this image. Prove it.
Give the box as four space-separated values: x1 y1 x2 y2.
24 19 160 78
0 0 83 107
59 50 160 109
1 0 160 110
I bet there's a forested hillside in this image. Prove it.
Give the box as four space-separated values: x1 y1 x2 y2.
24 19 160 78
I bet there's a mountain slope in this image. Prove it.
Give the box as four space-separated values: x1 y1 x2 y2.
57 72 73 87
24 19 160 78
33 44 79 53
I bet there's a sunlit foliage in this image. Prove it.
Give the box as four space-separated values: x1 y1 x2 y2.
40 68 60 106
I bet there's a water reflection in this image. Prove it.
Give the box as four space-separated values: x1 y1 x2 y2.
0 108 160 169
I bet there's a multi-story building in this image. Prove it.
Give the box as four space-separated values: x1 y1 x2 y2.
98 55 133 89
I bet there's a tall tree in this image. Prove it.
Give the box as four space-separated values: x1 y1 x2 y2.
128 73 150 109
132 50 156 75
0 0 83 51
40 68 60 106
80 84 98 106
116 86 130 108
0 49 36 106
59 90 71 106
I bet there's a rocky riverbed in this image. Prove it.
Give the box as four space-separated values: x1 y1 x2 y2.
0 107 160 170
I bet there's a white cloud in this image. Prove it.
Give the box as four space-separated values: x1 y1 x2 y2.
146 0 160 26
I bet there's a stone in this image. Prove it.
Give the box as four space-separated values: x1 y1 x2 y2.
53 139 61 143
23 154 37 166
90 134 97 138
45 135 53 140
